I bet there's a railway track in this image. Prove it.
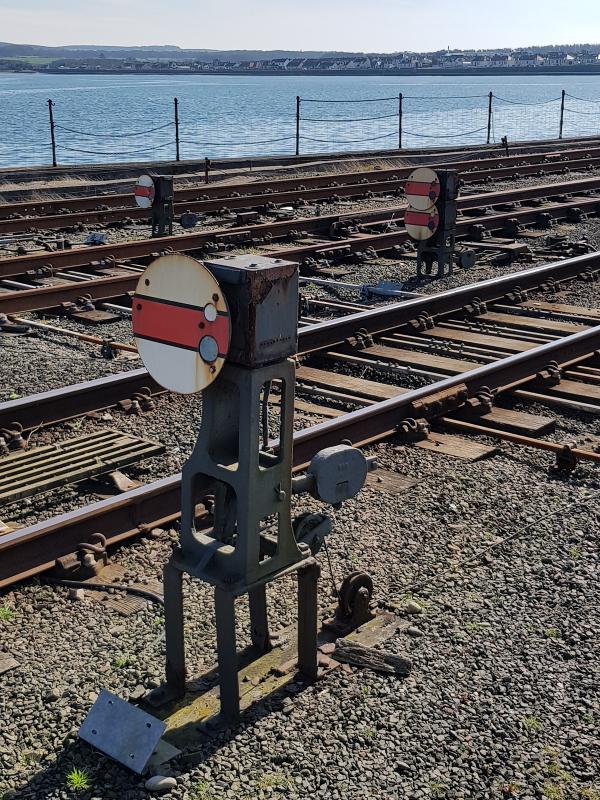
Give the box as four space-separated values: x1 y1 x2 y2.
1 175 599 314
1 146 600 235
2 251 600 588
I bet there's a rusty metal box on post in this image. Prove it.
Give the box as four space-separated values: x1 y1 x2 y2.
204 255 298 367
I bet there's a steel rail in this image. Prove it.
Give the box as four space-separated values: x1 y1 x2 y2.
2 251 599 434
2 150 600 232
2 322 599 589
0 173 599 283
1 191 598 315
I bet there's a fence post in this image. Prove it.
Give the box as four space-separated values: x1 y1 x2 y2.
559 89 566 139
47 99 57 167
398 93 403 149
174 97 180 161
486 91 493 145
295 96 301 156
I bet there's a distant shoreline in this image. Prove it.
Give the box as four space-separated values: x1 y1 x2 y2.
4 66 600 78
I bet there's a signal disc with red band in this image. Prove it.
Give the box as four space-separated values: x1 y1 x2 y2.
405 207 439 241
404 167 440 212
134 174 156 209
132 254 230 394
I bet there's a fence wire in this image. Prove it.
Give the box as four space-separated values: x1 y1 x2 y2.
2 89 599 168
562 92 600 138
491 94 564 143
298 96 400 152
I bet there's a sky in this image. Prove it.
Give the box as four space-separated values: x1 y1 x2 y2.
1 0 599 52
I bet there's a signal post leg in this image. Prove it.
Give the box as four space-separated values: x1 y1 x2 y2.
297 559 320 681
215 588 241 722
164 559 186 698
249 585 271 653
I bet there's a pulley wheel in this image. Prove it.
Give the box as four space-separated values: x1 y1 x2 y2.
338 571 374 616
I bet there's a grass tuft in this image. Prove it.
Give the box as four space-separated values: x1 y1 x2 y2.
66 767 91 792
522 715 542 731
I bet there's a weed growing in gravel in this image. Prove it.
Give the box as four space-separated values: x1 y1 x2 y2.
429 781 448 798
579 789 600 800
361 685 371 697
255 770 295 792
114 654 130 668
0 604 13 621
465 621 490 632
522 715 542 731
546 761 572 782
362 726 376 740
543 782 565 800
569 545 582 559
545 627 561 638
192 781 221 800
65 767 92 792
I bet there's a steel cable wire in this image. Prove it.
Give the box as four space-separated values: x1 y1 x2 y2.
565 92 600 103
56 141 177 156
492 94 562 105
54 121 175 138
301 112 399 122
180 135 296 146
301 95 398 103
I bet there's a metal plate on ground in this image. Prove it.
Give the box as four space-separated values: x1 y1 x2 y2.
366 470 417 494
69 309 120 325
0 652 19 675
405 207 439 241
404 167 440 211
415 432 498 461
0 429 164 504
79 689 166 774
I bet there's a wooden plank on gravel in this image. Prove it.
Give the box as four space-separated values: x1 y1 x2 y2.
270 394 346 418
476 311 585 335
333 638 412 676
415 431 498 461
533 379 600 405
519 300 600 321
366 469 417 494
451 406 556 436
366 345 478 374
419 325 536 353
296 365 407 400
461 240 530 253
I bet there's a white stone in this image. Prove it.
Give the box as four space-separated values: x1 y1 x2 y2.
144 775 177 793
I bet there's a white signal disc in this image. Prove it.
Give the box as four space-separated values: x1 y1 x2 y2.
405 167 440 212
405 207 440 241
132 254 231 394
134 174 156 209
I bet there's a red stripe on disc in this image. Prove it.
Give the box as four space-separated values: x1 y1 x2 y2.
135 186 154 198
405 210 435 226
404 181 438 197
132 296 229 353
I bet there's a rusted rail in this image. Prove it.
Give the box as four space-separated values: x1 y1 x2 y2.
1 149 599 233
1 187 598 314
1 251 598 433
2 321 599 588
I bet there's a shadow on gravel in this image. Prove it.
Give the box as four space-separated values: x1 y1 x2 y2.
9 653 310 800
